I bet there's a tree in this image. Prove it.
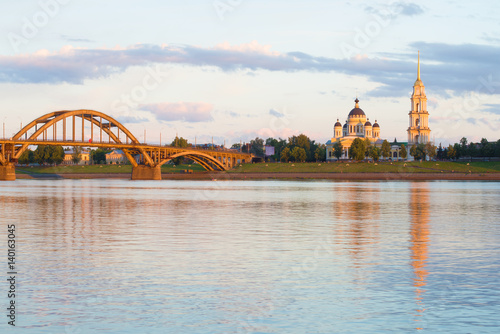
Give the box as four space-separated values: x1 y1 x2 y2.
171 136 189 148
72 146 82 164
52 146 64 164
368 146 381 161
332 141 343 160
381 140 391 160
364 138 372 158
291 147 307 162
460 137 468 157
249 137 264 157
288 134 313 161
467 142 478 157
18 149 34 165
231 143 241 150
314 144 326 162
349 138 366 161
34 145 64 165
437 144 444 160
91 148 110 164
400 144 407 161
411 143 427 160
495 139 500 158
280 147 291 162
447 144 456 160
171 136 190 164
425 142 436 160
34 145 46 165
453 143 462 159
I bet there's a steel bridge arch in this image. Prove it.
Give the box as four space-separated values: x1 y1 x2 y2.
158 151 227 171
11 109 153 167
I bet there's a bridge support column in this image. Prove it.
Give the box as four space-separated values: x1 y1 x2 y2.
0 164 16 181
131 165 162 180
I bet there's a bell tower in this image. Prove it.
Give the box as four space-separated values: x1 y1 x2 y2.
408 52 431 146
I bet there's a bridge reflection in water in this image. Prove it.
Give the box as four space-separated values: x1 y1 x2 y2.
0 110 252 180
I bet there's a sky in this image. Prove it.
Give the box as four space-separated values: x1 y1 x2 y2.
1 0 500 147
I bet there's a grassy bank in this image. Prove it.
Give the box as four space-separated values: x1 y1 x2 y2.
15 161 500 176
17 163 206 174
228 161 500 174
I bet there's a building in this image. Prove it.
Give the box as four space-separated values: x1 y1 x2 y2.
63 149 90 165
105 150 128 164
326 53 429 161
326 98 382 160
408 52 431 147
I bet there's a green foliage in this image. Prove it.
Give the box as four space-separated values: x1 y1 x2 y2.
91 148 111 164
171 136 189 148
34 145 64 165
368 146 381 161
52 146 64 164
171 136 190 164
291 146 307 162
364 138 372 157
349 138 366 161
18 149 34 165
410 143 427 160
314 144 326 162
400 144 407 160
72 146 82 164
425 142 437 159
447 144 456 159
249 137 264 157
381 140 391 159
332 141 343 160
280 147 291 162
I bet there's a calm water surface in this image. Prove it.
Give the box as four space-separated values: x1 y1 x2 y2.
0 179 499 333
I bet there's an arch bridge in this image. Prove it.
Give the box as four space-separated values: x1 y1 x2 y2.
0 110 253 180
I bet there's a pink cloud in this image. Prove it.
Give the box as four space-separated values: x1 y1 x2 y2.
140 102 214 122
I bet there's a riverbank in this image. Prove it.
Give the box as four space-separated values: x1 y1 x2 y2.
13 161 500 181
15 171 500 181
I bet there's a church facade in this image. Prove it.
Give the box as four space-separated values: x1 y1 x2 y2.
326 54 430 161
326 98 382 160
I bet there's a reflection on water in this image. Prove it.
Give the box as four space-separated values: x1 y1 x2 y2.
0 180 499 333
409 183 430 330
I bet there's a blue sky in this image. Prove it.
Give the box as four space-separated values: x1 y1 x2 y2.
1 0 500 146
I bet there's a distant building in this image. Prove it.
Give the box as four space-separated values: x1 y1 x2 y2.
63 149 90 165
408 52 431 147
326 53 430 161
326 98 382 160
105 150 128 164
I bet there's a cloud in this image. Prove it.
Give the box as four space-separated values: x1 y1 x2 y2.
269 108 285 117
481 103 500 115
394 2 425 16
115 115 149 124
60 35 94 43
365 1 424 18
1 41 500 100
140 102 214 122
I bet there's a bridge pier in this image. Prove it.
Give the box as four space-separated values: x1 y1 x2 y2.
131 165 162 180
0 165 16 181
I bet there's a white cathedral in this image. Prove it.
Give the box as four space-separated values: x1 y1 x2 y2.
326 53 430 160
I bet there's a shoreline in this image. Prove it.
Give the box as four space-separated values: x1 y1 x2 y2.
15 171 500 181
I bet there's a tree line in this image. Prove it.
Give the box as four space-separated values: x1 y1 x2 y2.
231 134 326 162
437 137 500 160
18 146 112 165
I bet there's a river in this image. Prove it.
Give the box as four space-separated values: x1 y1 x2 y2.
1 179 499 333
